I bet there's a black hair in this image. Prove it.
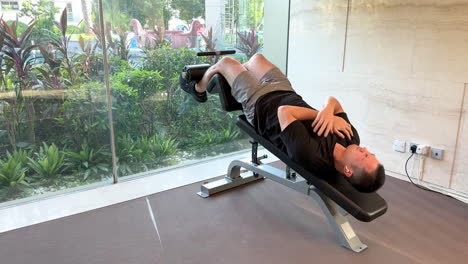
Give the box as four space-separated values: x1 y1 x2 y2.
347 164 386 193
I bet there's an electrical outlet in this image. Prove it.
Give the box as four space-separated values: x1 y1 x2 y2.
431 148 444 160
393 140 405 153
416 145 430 156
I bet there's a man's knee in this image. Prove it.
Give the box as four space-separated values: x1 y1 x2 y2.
213 57 246 85
248 53 267 64
218 56 241 68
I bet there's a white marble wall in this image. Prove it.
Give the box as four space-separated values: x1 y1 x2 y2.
288 0 468 194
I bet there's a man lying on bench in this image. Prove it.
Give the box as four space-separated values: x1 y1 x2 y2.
180 53 385 193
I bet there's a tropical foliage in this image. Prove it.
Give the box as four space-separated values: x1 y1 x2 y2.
0 150 29 188
236 29 263 59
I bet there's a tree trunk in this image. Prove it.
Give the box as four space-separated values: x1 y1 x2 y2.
24 99 36 145
81 0 93 33
156 17 165 45
5 102 18 150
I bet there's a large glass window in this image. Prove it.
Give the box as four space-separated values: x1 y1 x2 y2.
0 0 265 204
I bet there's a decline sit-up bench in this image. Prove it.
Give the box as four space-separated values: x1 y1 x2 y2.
182 60 388 253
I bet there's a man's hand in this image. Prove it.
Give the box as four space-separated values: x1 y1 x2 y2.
331 116 353 139
312 106 353 139
311 106 334 137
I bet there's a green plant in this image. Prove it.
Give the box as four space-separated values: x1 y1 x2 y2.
112 69 163 99
218 124 241 143
27 142 67 182
192 124 241 148
152 134 178 158
8 149 30 165
67 144 110 180
112 69 165 135
110 80 141 137
56 82 109 147
193 130 218 146
0 150 30 188
141 47 207 124
108 56 131 74
137 134 178 159
115 135 145 176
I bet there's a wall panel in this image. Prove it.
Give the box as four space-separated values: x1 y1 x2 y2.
289 0 468 195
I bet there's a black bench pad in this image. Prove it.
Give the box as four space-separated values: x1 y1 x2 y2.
207 74 243 112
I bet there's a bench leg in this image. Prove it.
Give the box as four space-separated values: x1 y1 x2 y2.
197 159 265 198
308 187 368 252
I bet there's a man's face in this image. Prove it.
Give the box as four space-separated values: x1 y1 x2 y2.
344 145 380 173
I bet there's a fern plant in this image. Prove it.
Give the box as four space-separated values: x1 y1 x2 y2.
28 142 67 182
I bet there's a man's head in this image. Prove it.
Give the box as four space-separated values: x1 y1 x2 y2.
341 145 385 193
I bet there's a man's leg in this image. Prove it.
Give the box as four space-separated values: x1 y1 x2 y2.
195 57 247 93
242 53 277 81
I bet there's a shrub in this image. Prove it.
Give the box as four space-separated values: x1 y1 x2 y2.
141 46 208 98
111 71 164 137
56 82 110 148
109 56 132 74
110 80 141 137
112 69 164 100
